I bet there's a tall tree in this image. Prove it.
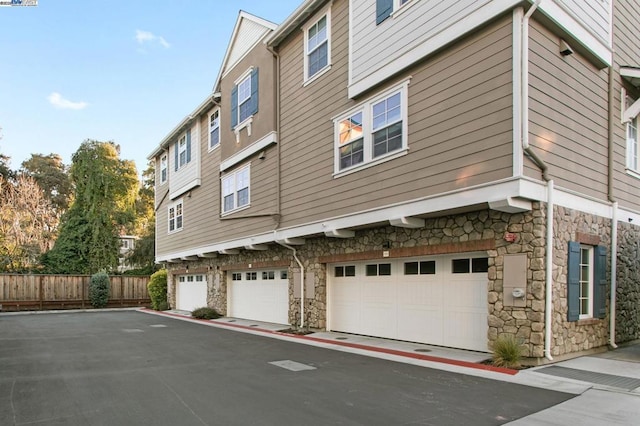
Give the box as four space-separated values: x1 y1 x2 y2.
125 161 156 273
0 175 58 272
41 140 139 274
20 153 72 213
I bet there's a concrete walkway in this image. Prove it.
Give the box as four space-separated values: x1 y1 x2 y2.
151 309 640 425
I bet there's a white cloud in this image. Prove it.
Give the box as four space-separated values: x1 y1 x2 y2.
135 29 171 49
47 92 88 110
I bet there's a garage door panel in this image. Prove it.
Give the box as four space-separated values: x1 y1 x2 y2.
176 275 208 312
229 270 288 324
329 255 488 352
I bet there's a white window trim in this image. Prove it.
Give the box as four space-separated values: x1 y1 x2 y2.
303 4 331 85
233 67 255 138
168 199 184 234
178 133 188 168
332 79 410 177
209 108 220 152
579 245 594 320
221 164 251 215
626 116 639 178
392 0 415 18
160 154 168 184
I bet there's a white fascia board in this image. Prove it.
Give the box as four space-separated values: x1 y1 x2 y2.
156 177 619 263
156 177 539 262
537 1 612 67
265 0 328 47
347 0 521 98
220 131 277 171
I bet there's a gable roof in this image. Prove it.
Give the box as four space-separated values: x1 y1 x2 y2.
212 10 277 92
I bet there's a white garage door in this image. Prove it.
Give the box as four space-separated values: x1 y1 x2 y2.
176 274 208 312
328 254 488 352
228 269 289 325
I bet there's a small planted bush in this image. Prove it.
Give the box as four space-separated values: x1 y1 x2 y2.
89 272 110 308
491 334 525 369
191 307 221 320
148 269 168 310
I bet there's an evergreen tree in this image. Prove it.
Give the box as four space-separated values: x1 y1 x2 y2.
42 140 138 274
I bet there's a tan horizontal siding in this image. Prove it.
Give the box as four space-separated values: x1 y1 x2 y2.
526 19 608 199
278 9 513 228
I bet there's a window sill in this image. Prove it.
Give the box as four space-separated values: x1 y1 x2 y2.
392 0 416 19
303 65 332 87
576 318 602 326
234 116 253 142
168 228 184 235
625 167 640 180
333 148 408 179
208 143 220 153
220 204 251 218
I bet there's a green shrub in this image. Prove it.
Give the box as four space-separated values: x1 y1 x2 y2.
491 334 525 368
89 272 110 308
148 269 168 310
191 307 221 320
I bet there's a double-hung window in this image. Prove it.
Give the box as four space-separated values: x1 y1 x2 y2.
209 109 220 150
168 200 183 233
567 241 607 321
333 81 408 175
222 165 250 214
160 154 167 184
303 6 331 83
231 68 259 130
627 117 638 173
174 129 191 171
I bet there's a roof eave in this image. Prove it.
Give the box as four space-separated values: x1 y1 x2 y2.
265 0 329 47
147 93 220 160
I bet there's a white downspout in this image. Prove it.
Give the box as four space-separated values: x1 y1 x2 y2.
545 180 554 360
521 0 553 360
276 236 305 329
610 202 618 348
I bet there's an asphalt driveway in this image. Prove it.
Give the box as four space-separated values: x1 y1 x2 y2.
0 311 573 425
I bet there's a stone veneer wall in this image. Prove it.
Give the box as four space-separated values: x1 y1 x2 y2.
164 203 617 359
550 206 610 357
616 221 640 342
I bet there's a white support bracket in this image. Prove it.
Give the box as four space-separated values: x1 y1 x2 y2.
389 216 425 229
324 229 356 238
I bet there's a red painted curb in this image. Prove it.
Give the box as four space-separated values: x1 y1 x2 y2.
140 308 518 375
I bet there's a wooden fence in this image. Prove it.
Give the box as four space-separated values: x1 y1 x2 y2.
0 274 151 311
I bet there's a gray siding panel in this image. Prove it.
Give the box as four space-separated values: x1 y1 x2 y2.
526 19 609 199
278 4 513 228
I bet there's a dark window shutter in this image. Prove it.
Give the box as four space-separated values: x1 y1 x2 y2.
594 245 607 319
250 67 259 116
231 84 238 129
174 142 178 171
376 0 393 24
186 129 191 163
567 241 580 322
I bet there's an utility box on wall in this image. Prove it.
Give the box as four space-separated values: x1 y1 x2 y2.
293 270 315 299
503 254 527 307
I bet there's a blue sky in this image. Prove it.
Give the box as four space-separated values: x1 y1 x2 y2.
0 0 300 174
